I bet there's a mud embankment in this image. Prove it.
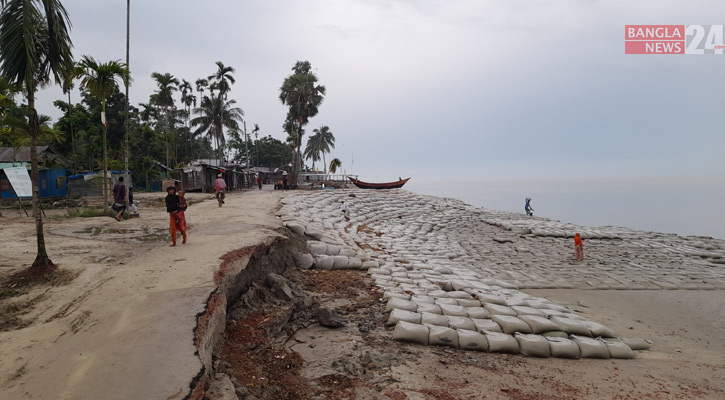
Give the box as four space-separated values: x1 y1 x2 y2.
186 229 306 400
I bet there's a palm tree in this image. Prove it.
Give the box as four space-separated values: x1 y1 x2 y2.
179 79 195 157
304 131 322 171
312 125 335 173
190 93 244 158
151 72 179 168
329 158 342 174
73 55 130 216
0 0 74 272
279 61 326 182
207 61 235 162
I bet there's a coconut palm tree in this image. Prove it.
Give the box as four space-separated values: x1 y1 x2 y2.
303 132 322 171
73 55 130 215
207 61 235 162
190 93 244 159
179 79 195 157
279 61 326 182
312 125 335 173
329 158 342 174
0 0 74 272
151 72 179 168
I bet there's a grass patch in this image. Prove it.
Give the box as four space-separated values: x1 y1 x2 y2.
3 267 81 290
188 199 205 206
0 288 27 300
67 207 106 218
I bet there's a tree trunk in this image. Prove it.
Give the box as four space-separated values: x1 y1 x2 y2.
103 100 109 215
68 91 78 174
323 152 327 174
27 91 56 272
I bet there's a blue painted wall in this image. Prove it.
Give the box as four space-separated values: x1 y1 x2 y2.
0 168 67 199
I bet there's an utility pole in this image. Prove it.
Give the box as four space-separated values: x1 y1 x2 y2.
124 0 130 199
244 120 249 168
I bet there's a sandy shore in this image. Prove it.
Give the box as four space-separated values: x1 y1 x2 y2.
1 187 724 399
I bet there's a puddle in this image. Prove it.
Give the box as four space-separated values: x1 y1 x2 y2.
71 226 170 242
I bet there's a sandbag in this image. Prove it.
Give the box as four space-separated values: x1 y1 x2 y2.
546 337 581 359
511 306 545 317
386 309 421 326
434 298 459 306
385 297 418 313
549 316 591 336
457 329 489 352
603 339 636 359
484 303 517 316
451 280 473 291
472 318 503 333
466 307 491 320
492 315 533 334
428 325 459 348
515 333 551 358
447 291 473 299
580 320 617 338
476 294 508 306
518 315 562 334
619 337 652 350
393 321 429 345
416 303 442 315
541 331 569 338
411 295 435 304
383 291 410 301
571 335 610 359
457 299 482 307
485 332 520 354
427 290 450 298
420 312 449 327
439 303 468 316
446 316 476 331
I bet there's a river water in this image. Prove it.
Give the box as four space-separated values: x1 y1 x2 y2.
405 176 725 240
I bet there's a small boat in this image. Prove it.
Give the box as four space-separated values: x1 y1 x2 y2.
348 177 410 189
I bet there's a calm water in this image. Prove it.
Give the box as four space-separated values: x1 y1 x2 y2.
405 176 725 240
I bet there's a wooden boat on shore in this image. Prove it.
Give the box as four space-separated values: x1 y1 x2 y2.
348 177 410 189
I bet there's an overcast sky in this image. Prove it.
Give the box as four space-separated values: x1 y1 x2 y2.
35 0 725 180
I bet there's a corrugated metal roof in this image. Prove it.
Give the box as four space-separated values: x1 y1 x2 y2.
0 146 50 163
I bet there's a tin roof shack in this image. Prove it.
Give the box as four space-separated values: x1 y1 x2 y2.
252 167 284 184
67 171 132 198
181 160 255 193
0 146 69 199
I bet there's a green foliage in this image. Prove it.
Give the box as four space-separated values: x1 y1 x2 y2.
329 158 342 174
66 207 106 218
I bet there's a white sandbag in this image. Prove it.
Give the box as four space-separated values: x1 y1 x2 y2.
332 255 349 269
383 291 410 301
385 297 418 313
456 299 482 307
315 255 335 270
447 291 473 299
476 294 507 306
504 296 531 307
580 320 617 338
386 309 421 326
457 330 489 352
472 318 503 333
393 321 429 345
515 333 551 358
492 315 533 334
485 332 520 354
428 325 459 348
427 290 450 298
484 304 517 316
421 312 449 327
518 315 562 334
439 304 468 316
466 307 491 320
308 241 328 255
619 337 652 350
570 335 610 359
451 280 474 291
541 331 569 338
411 295 436 304
347 257 363 269
549 316 591 336
546 337 581 359
511 306 545 317
416 303 442 315
368 268 391 276
446 316 476 331
434 298 459 306
603 339 636 359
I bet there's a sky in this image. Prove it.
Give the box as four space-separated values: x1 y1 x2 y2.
34 0 725 181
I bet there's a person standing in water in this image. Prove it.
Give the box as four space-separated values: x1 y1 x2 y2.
574 233 584 261
525 197 534 216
